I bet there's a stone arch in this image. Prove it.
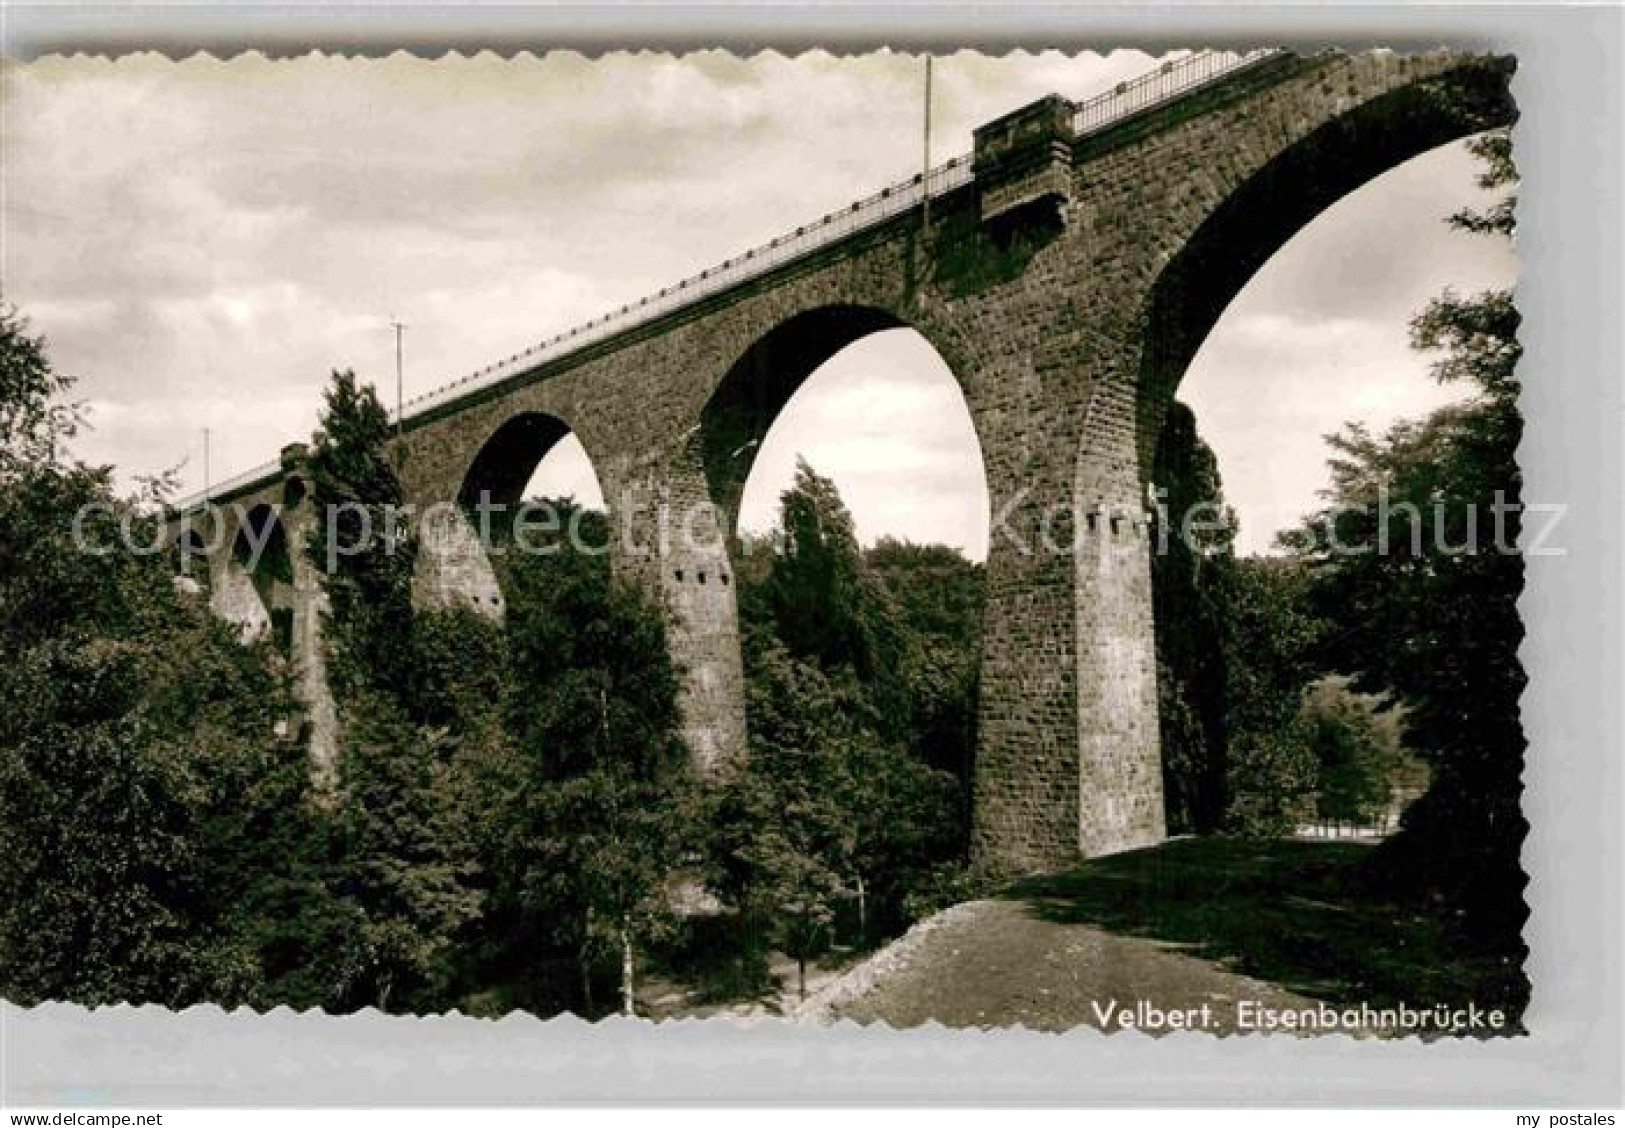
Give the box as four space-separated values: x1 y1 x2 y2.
1055 53 1516 860
413 409 606 617
700 303 990 536
681 301 991 780
458 411 580 510
1132 57 1517 473
211 503 295 652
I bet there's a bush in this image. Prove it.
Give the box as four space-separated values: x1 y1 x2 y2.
1222 720 1317 839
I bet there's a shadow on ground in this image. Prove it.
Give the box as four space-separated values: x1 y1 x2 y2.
1005 836 1528 1020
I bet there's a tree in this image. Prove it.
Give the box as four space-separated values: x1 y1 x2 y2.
330 712 483 1011
0 306 79 483
1285 129 1525 937
844 729 961 938
274 369 488 1013
486 502 696 1016
0 599 313 1008
1222 722 1317 839
406 603 510 733
763 459 910 735
718 467 967 987
1219 558 1325 836
1448 132 1516 238
750 639 956 959
707 642 858 999
0 307 312 1008
866 537 984 832
305 369 418 704
1300 679 1411 832
1150 400 1238 833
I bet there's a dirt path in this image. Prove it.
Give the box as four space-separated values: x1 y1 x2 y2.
801 898 1320 1034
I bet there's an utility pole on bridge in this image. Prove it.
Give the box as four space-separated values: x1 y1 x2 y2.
922 54 934 236
389 317 407 446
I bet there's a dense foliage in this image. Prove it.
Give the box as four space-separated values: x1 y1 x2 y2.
1299 679 1420 832
710 460 976 996
475 505 699 1016
1216 558 1331 837
1151 407 1336 838
306 368 419 703
1284 131 1526 937
0 308 311 1007
1150 401 1237 834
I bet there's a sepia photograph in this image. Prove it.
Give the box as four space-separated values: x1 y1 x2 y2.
0 39 1543 1051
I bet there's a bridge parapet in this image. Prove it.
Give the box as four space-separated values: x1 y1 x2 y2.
974 94 1078 223
1073 48 1280 137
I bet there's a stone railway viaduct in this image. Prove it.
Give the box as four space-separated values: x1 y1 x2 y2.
170 49 1514 876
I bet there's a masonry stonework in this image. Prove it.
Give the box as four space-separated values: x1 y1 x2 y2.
178 51 1514 875
182 456 340 783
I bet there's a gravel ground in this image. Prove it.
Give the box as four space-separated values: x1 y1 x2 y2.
808 898 1322 1035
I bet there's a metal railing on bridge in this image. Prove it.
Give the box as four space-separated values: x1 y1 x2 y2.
178 47 1283 513
1072 48 1278 137
395 152 977 422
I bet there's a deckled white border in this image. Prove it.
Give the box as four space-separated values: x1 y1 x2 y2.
1 2 1620 1107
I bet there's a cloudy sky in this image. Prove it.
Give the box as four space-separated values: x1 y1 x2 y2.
1 50 1516 556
